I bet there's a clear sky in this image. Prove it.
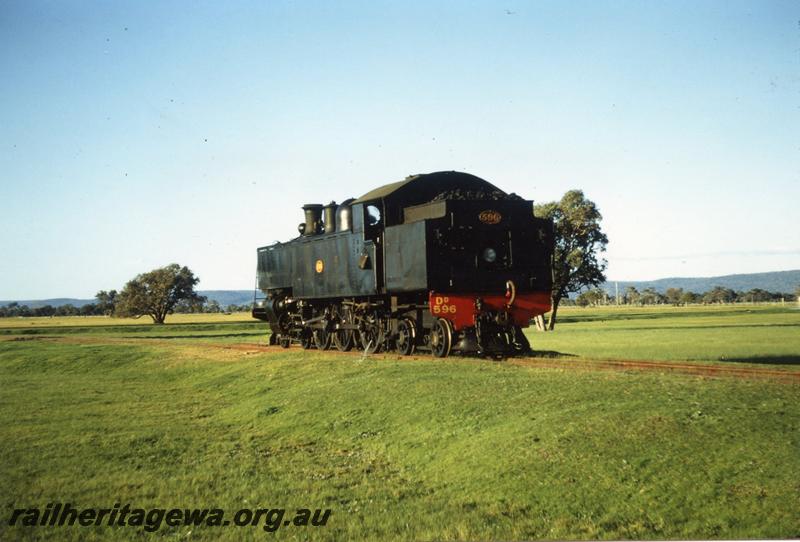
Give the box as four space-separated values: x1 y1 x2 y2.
1 0 798 299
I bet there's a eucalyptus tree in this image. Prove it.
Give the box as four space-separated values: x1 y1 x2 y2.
115 264 205 324
535 190 608 330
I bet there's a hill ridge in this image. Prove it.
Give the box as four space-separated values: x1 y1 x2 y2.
599 269 800 295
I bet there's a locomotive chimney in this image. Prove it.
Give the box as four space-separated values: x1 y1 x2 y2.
302 204 323 236
323 201 337 234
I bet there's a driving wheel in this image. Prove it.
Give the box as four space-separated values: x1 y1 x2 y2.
332 306 355 352
395 318 416 356
430 318 453 358
360 319 384 354
312 327 332 350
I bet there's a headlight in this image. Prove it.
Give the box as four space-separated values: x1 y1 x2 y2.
482 247 497 263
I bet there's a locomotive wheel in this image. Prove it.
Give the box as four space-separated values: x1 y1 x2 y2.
279 335 291 348
510 325 531 356
395 318 416 356
312 328 332 350
299 329 314 349
489 330 510 358
430 318 453 358
332 327 354 351
360 323 384 354
332 306 355 352
333 329 354 352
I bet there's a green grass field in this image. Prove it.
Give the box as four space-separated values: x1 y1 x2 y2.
532 304 800 365
0 312 255 328
1 305 798 540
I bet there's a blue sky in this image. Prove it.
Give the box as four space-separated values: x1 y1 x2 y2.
1 0 798 299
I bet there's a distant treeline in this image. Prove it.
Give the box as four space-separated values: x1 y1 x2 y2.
3 285 799 317
569 286 800 307
0 292 252 318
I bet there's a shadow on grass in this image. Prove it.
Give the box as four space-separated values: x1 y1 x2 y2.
722 355 800 366
529 350 577 359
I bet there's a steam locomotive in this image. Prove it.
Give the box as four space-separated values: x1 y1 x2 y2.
252 171 553 357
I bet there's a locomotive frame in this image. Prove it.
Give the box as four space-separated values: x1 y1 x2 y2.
252 171 553 358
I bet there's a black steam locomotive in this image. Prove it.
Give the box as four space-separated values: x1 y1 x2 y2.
252 171 553 357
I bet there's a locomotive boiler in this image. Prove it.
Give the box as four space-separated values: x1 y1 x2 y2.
252 171 553 357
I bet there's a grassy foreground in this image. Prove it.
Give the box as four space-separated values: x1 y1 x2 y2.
1 305 799 539
1 331 799 540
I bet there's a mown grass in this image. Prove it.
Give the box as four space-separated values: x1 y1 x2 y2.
1 331 799 540
528 304 800 366
0 312 255 328
0 314 265 345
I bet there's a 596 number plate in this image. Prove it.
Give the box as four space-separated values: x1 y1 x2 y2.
431 296 457 315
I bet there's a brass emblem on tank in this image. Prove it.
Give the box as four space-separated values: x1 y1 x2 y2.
478 210 502 224
315 259 324 273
